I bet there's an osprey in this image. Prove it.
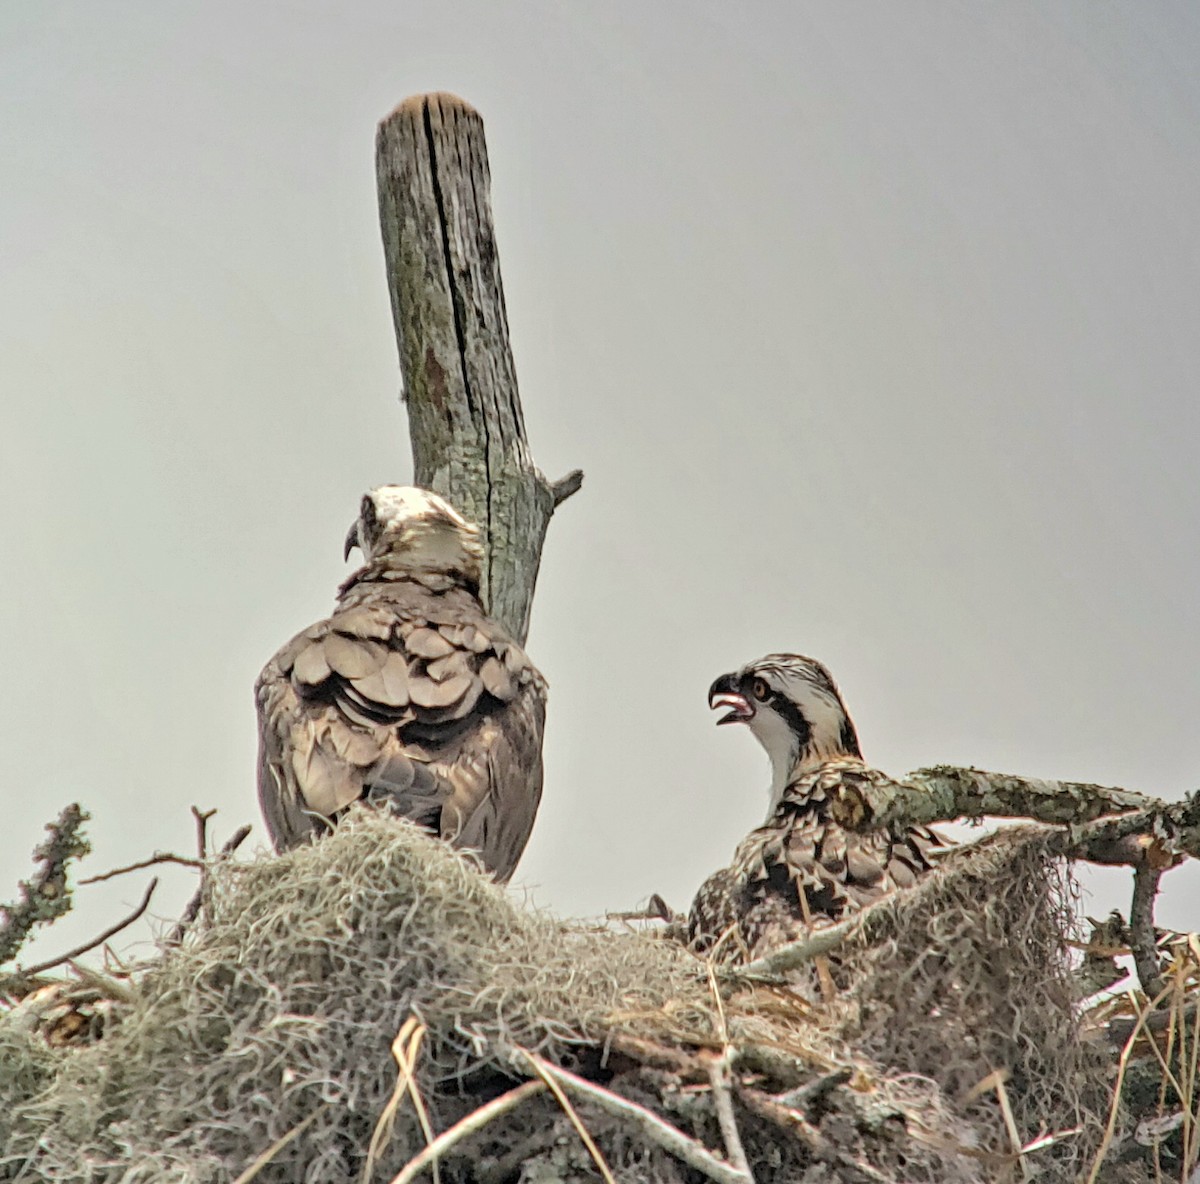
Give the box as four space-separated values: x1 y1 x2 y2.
688 653 945 959
255 486 546 882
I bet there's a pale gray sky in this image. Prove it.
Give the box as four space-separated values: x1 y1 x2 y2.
3 2 1199 968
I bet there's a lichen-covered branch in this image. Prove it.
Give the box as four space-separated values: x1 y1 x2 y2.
0 804 90 967
375 93 581 644
833 765 1154 831
1128 865 1165 998
830 764 1200 863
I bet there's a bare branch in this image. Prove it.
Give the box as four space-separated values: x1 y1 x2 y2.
736 1089 893 1184
168 824 252 946
191 805 217 859
774 1068 853 1111
521 1050 618 1184
388 1081 546 1184
81 853 204 884
832 765 1156 833
731 915 861 981
0 804 91 967
706 1050 754 1182
830 764 1200 863
1129 865 1166 998
508 1050 753 1184
13 877 157 980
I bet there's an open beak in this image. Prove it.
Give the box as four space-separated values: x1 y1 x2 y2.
708 672 754 726
343 521 360 562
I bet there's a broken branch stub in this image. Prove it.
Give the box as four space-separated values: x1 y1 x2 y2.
376 92 581 644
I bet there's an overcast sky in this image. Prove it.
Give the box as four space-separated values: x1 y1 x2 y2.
3 2 1199 969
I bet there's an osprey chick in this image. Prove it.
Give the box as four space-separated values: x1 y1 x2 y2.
688 653 945 959
255 486 546 882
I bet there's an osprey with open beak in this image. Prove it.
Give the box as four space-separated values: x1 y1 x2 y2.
255 486 546 882
689 653 947 961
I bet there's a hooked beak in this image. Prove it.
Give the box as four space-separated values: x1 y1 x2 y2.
343 521 360 562
708 672 754 726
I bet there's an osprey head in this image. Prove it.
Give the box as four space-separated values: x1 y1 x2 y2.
709 653 862 784
344 486 483 587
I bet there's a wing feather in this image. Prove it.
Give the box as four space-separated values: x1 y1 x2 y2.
689 759 948 959
255 577 546 880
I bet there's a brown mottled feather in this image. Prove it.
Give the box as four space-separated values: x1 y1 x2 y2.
255 570 545 882
688 758 946 959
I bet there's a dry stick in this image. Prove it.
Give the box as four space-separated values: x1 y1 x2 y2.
732 915 861 981
80 853 204 884
702 965 755 1180
167 825 252 945
63 959 134 1002
706 1050 754 1182
15 877 157 979
232 1108 324 1184
1130 864 1166 998
365 1019 438 1184
521 1051 618 1184
1086 982 1177 1184
512 1053 752 1184
736 1088 894 1184
388 1081 546 1184
974 1070 1032 1184
774 1067 853 1111
191 805 217 859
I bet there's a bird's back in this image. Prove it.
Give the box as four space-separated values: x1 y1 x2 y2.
255 574 546 881
689 758 946 960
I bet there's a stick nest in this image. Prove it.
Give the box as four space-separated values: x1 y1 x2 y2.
0 813 1161 1182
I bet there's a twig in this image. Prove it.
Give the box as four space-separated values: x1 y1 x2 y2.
732 915 860 981
509 1051 752 1184
775 1067 853 1111
365 1018 437 1184
232 1107 324 1184
81 853 203 884
551 469 585 506
0 804 91 966
521 1050 618 1184
606 893 677 924
729 1029 832 1091
1086 982 1177 1184
736 1088 893 1184
192 805 217 859
167 824 252 945
1106 999 1200 1045
387 1081 546 1184
64 959 135 1003
706 1050 754 1182
606 1032 707 1080
968 1069 1031 1182
1130 864 1166 998
15 878 157 979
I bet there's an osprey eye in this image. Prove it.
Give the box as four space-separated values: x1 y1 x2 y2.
750 677 770 702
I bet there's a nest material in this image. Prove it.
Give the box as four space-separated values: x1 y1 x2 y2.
837 827 1113 1176
0 812 1147 1183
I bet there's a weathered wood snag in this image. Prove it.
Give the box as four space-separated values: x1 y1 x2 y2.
376 92 581 644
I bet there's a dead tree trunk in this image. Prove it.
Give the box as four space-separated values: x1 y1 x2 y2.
376 92 581 644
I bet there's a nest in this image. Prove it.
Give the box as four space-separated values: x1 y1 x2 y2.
0 811 1181 1183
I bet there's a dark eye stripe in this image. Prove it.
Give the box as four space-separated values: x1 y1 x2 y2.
765 689 811 749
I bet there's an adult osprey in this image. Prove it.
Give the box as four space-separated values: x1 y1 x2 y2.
688 653 945 959
255 486 546 882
